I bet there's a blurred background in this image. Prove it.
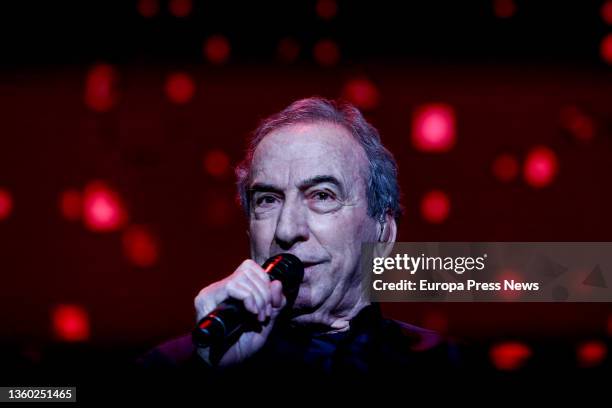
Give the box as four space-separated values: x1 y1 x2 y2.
1 0 611 376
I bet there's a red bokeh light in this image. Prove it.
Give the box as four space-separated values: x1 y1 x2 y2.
601 34 612 65
523 146 559 188
492 153 519 182
313 39 340 67
342 78 380 111
82 181 127 232
122 225 159 268
59 189 82 221
420 190 451 224
203 149 230 178
422 311 448 334
577 340 607 368
169 0 192 18
165 72 196 104
316 0 338 20
204 35 231 65
560 106 595 142
0 188 13 221
602 1 612 25
493 0 516 19
277 37 301 64
490 341 532 371
411 103 456 153
84 64 119 113
137 0 159 18
52 304 90 342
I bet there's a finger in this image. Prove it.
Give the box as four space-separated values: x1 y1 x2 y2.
236 260 269 321
195 281 229 318
236 275 270 322
270 280 284 308
194 291 216 318
226 281 259 316
243 266 272 308
236 273 267 318
270 293 287 321
242 260 269 283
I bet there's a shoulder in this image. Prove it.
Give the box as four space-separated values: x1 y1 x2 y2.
137 333 197 368
349 303 453 357
373 316 461 370
388 319 445 352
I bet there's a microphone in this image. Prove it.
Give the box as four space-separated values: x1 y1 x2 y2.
192 253 304 347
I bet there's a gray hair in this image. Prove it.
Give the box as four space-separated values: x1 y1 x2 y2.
235 97 402 224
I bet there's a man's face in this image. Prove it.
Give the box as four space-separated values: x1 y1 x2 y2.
248 122 379 319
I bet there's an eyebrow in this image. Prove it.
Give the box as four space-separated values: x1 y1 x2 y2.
248 183 283 195
249 175 345 196
298 175 344 195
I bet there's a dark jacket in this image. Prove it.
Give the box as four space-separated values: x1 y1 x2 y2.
139 304 459 385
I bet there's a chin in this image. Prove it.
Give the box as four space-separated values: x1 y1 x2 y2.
290 285 318 313
292 288 312 310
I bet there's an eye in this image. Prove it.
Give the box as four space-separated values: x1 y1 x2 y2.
313 191 333 201
308 190 341 213
254 195 278 207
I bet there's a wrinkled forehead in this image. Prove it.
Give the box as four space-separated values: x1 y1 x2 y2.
250 122 369 189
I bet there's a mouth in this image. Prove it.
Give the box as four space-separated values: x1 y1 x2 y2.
302 261 324 269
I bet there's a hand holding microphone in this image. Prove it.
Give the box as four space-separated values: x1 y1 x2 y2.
192 254 303 367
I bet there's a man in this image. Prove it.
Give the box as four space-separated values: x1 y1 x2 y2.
140 97 456 383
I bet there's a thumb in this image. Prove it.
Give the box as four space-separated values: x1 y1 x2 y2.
269 297 287 322
269 280 287 320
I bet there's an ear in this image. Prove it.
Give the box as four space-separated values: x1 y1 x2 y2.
374 212 397 258
378 212 397 243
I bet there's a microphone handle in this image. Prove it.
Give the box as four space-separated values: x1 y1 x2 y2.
193 296 258 347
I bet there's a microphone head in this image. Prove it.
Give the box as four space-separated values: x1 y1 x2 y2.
262 253 304 299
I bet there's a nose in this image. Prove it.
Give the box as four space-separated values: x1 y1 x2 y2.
274 194 309 250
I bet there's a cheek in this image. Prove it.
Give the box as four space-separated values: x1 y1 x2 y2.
310 211 376 283
355 214 379 242
310 209 375 251
249 218 277 259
